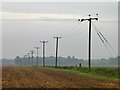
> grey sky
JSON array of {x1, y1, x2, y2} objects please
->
[{"x1": 1, "y1": 2, "x2": 118, "y2": 59}]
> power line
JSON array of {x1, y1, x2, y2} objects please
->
[
  {"x1": 93, "y1": 25, "x2": 113, "y2": 56},
  {"x1": 54, "y1": 36, "x2": 61, "y2": 67},
  {"x1": 60, "y1": 22, "x2": 88, "y2": 41},
  {"x1": 40, "y1": 40, "x2": 48, "y2": 67},
  {"x1": 34, "y1": 19, "x2": 78, "y2": 21},
  {"x1": 92, "y1": 22, "x2": 117, "y2": 55},
  {"x1": 69, "y1": 24, "x2": 88, "y2": 40},
  {"x1": 61, "y1": 23, "x2": 80, "y2": 37}
]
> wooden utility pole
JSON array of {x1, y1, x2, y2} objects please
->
[
  {"x1": 40, "y1": 40, "x2": 48, "y2": 67},
  {"x1": 27, "y1": 53, "x2": 30, "y2": 66},
  {"x1": 34, "y1": 47, "x2": 40, "y2": 67},
  {"x1": 54, "y1": 36, "x2": 61, "y2": 67},
  {"x1": 23, "y1": 55, "x2": 27, "y2": 67},
  {"x1": 79, "y1": 14, "x2": 98, "y2": 72},
  {"x1": 30, "y1": 50, "x2": 34, "y2": 66}
]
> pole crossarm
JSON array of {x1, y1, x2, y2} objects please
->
[
  {"x1": 54, "y1": 36, "x2": 61, "y2": 39},
  {"x1": 34, "y1": 47, "x2": 40, "y2": 49},
  {"x1": 81, "y1": 18, "x2": 98, "y2": 22},
  {"x1": 40, "y1": 40, "x2": 48, "y2": 43}
]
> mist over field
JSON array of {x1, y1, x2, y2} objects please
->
[{"x1": 1, "y1": 56, "x2": 119, "y2": 67}]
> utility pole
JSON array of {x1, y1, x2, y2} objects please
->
[
  {"x1": 23, "y1": 55, "x2": 27, "y2": 67},
  {"x1": 30, "y1": 50, "x2": 34, "y2": 66},
  {"x1": 40, "y1": 40, "x2": 48, "y2": 67},
  {"x1": 79, "y1": 14, "x2": 98, "y2": 72},
  {"x1": 34, "y1": 47, "x2": 40, "y2": 67},
  {"x1": 27, "y1": 53, "x2": 30, "y2": 66},
  {"x1": 22, "y1": 56, "x2": 25, "y2": 67},
  {"x1": 54, "y1": 36, "x2": 61, "y2": 67}
]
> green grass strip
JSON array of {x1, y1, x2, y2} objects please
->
[{"x1": 43, "y1": 66, "x2": 118, "y2": 81}]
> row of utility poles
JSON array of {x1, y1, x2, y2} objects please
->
[
  {"x1": 21, "y1": 14, "x2": 98, "y2": 72},
  {"x1": 22, "y1": 36, "x2": 61, "y2": 67}
]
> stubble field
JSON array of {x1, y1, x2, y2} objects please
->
[{"x1": 2, "y1": 66, "x2": 119, "y2": 89}]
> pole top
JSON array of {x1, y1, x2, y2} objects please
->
[
  {"x1": 34, "y1": 47, "x2": 40, "y2": 49},
  {"x1": 40, "y1": 40, "x2": 48, "y2": 43},
  {"x1": 54, "y1": 36, "x2": 61, "y2": 38},
  {"x1": 30, "y1": 50, "x2": 34, "y2": 53}
]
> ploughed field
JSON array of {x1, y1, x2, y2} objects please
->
[{"x1": 2, "y1": 66, "x2": 119, "y2": 88}]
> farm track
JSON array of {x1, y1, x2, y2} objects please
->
[{"x1": 2, "y1": 66, "x2": 119, "y2": 88}]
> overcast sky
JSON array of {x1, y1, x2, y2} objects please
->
[{"x1": 1, "y1": 2, "x2": 118, "y2": 59}]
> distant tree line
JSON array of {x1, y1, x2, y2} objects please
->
[{"x1": 13, "y1": 56, "x2": 119, "y2": 67}]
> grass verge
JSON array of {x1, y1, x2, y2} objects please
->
[{"x1": 43, "y1": 66, "x2": 118, "y2": 81}]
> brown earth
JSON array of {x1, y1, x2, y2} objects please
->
[{"x1": 2, "y1": 66, "x2": 119, "y2": 88}]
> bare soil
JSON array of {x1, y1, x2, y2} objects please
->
[{"x1": 2, "y1": 66, "x2": 119, "y2": 88}]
